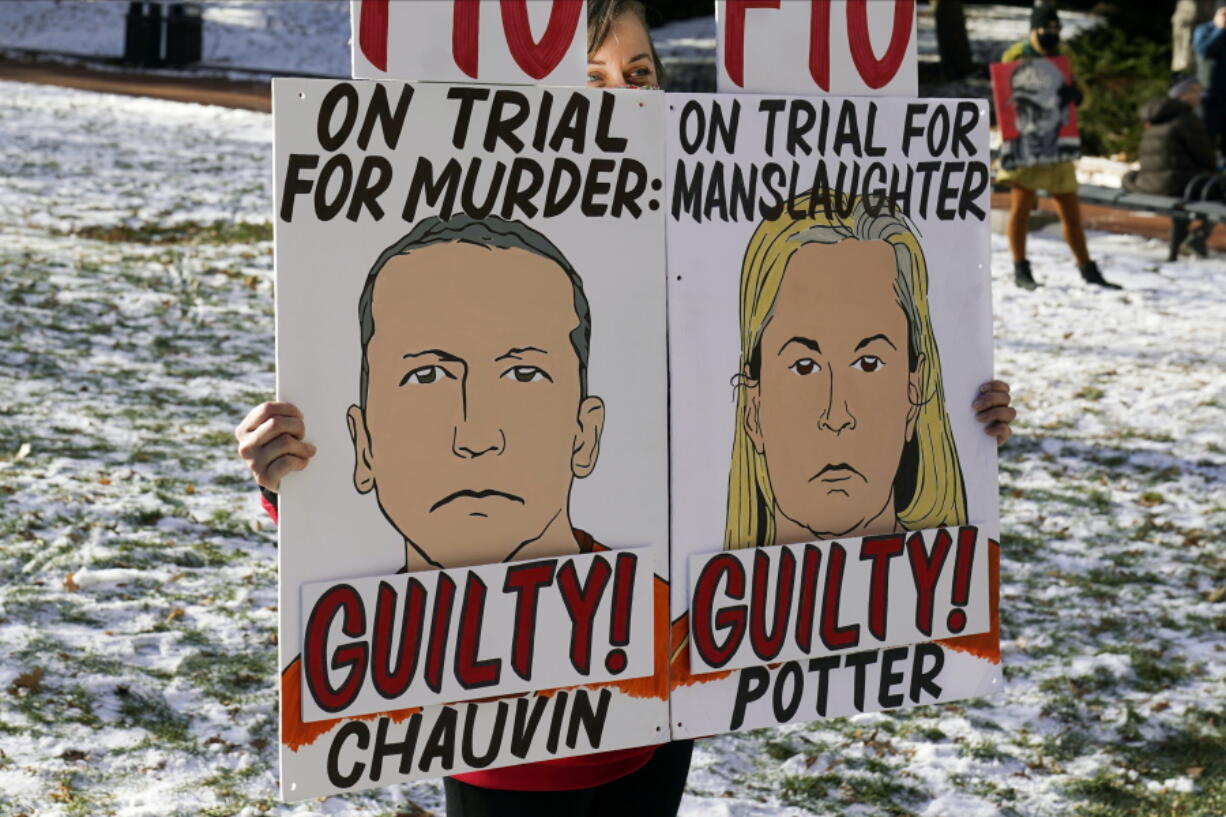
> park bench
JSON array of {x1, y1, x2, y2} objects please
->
[{"x1": 1078, "y1": 173, "x2": 1226, "y2": 259}]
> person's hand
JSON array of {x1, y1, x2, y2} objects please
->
[
  {"x1": 973, "y1": 380, "x2": 1016, "y2": 446},
  {"x1": 1215, "y1": 7, "x2": 1226, "y2": 28},
  {"x1": 235, "y1": 402, "x2": 316, "y2": 492},
  {"x1": 1058, "y1": 81, "x2": 1084, "y2": 108}
]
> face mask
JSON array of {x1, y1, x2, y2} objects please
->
[{"x1": 1038, "y1": 32, "x2": 1060, "y2": 51}]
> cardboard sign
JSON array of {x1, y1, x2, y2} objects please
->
[
  {"x1": 664, "y1": 92, "x2": 1001, "y2": 739},
  {"x1": 715, "y1": 0, "x2": 918, "y2": 96},
  {"x1": 351, "y1": 0, "x2": 586, "y2": 85},
  {"x1": 273, "y1": 78, "x2": 669, "y2": 800},
  {"x1": 299, "y1": 549, "x2": 654, "y2": 721},
  {"x1": 991, "y1": 56, "x2": 1080, "y2": 171}
]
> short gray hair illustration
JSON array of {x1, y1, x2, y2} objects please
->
[{"x1": 356, "y1": 214, "x2": 592, "y2": 407}]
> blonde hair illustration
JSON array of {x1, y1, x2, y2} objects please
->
[{"x1": 724, "y1": 191, "x2": 967, "y2": 550}]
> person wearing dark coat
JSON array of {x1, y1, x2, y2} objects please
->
[
  {"x1": 1193, "y1": 1, "x2": 1226, "y2": 155},
  {"x1": 1124, "y1": 76, "x2": 1220, "y2": 259}
]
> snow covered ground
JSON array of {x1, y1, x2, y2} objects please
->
[
  {"x1": 1, "y1": 79, "x2": 1224, "y2": 817},
  {"x1": 0, "y1": 1, "x2": 1100, "y2": 78}
]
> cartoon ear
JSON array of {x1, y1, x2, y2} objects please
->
[
  {"x1": 743, "y1": 381, "x2": 765, "y2": 455},
  {"x1": 572, "y1": 395, "x2": 605, "y2": 479},
  {"x1": 905, "y1": 353, "x2": 928, "y2": 442},
  {"x1": 347, "y1": 405, "x2": 376, "y2": 494}
]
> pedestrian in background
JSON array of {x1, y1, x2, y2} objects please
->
[
  {"x1": 997, "y1": 3, "x2": 1120, "y2": 290},
  {"x1": 1173, "y1": 0, "x2": 1215, "y2": 77},
  {"x1": 1193, "y1": 1, "x2": 1226, "y2": 159},
  {"x1": 1123, "y1": 76, "x2": 1218, "y2": 259}
]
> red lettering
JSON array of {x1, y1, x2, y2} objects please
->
[
  {"x1": 357, "y1": 0, "x2": 389, "y2": 72},
  {"x1": 947, "y1": 526, "x2": 978, "y2": 633},
  {"x1": 502, "y1": 560, "x2": 556, "y2": 681},
  {"x1": 454, "y1": 574, "x2": 501, "y2": 689},
  {"x1": 748, "y1": 548, "x2": 795, "y2": 662},
  {"x1": 723, "y1": 0, "x2": 780, "y2": 88},
  {"x1": 500, "y1": 0, "x2": 583, "y2": 80},
  {"x1": 423, "y1": 572, "x2": 456, "y2": 693},
  {"x1": 808, "y1": 0, "x2": 831, "y2": 90},
  {"x1": 819, "y1": 543, "x2": 860, "y2": 650},
  {"x1": 847, "y1": 0, "x2": 914, "y2": 89},
  {"x1": 691, "y1": 553, "x2": 747, "y2": 669},
  {"x1": 453, "y1": 0, "x2": 480, "y2": 78},
  {"x1": 907, "y1": 528, "x2": 952, "y2": 636},
  {"x1": 370, "y1": 579, "x2": 426, "y2": 699},
  {"x1": 557, "y1": 556, "x2": 613, "y2": 674},
  {"x1": 794, "y1": 544, "x2": 822, "y2": 652},
  {"x1": 303, "y1": 583, "x2": 368, "y2": 713},
  {"x1": 860, "y1": 533, "x2": 905, "y2": 642},
  {"x1": 604, "y1": 553, "x2": 637, "y2": 674}
]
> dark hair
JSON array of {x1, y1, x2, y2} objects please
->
[
  {"x1": 587, "y1": 0, "x2": 667, "y2": 88},
  {"x1": 357, "y1": 215, "x2": 592, "y2": 407}
]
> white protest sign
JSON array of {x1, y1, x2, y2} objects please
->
[
  {"x1": 273, "y1": 78, "x2": 669, "y2": 799},
  {"x1": 687, "y1": 527, "x2": 992, "y2": 674},
  {"x1": 715, "y1": 0, "x2": 918, "y2": 96},
  {"x1": 664, "y1": 91, "x2": 1000, "y2": 739},
  {"x1": 299, "y1": 549, "x2": 654, "y2": 721},
  {"x1": 351, "y1": 0, "x2": 586, "y2": 85}
]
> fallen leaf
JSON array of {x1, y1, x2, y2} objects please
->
[
  {"x1": 1207, "y1": 587, "x2": 1226, "y2": 604},
  {"x1": 1187, "y1": 766, "x2": 1205, "y2": 779},
  {"x1": 165, "y1": 607, "x2": 185, "y2": 623},
  {"x1": 1150, "y1": 700, "x2": 1170, "y2": 712},
  {"x1": 164, "y1": 572, "x2": 186, "y2": 585},
  {"x1": 63, "y1": 573, "x2": 80, "y2": 592},
  {"x1": 11, "y1": 667, "x2": 42, "y2": 693},
  {"x1": 59, "y1": 749, "x2": 88, "y2": 762},
  {"x1": 98, "y1": 477, "x2": 111, "y2": 486},
  {"x1": 185, "y1": 484, "x2": 195, "y2": 495},
  {"x1": 1011, "y1": 488, "x2": 1024, "y2": 499}
]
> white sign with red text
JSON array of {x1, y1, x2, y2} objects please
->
[
  {"x1": 715, "y1": 0, "x2": 918, "y2": 96},
  {"x1": 351, "y1": 0, "x2": 586, "y2": 85}
]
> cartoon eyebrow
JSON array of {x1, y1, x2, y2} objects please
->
[
  {"x1": 778, "y1": 336, "x2": 821, "y2": 356},
  {"x1": 494, "y1": 346, "x2": 548, "y2": 362},
  {"x1": 403, "y1": 349, "x2": 463, "y2": 362},
  {"x1": 854, "y1": 334, "x2": 898, "y2": 352}
]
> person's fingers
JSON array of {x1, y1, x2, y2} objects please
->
[
  {"x1": 972, "y1": 390, "x2": 1012, "y2": 413},
  {"x1": 236, "y1": 401, "x2": 303, "y2": 439},
  {"x1": 251, "y1": 433, "x2": 316, "y2": 477},
  {"x1": 261, "y1": 454, "x2": 310, "y2": 492},
  {"x1": 986, "y1": 420, "x2": 1013, "y2": 446},
  {"x1": 977, "y1": 405, "x2": 1017, "y2": 426},
  {"x1": 978, "y1": 380, "x2": 1011, "y2": 395},
  {"x1": 237, "y1": 414, "x2": 308, "y2": 463}
]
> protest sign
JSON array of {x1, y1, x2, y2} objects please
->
[
  {"x1": 272, "y1": 78, "x2": 669, "y2": 799},
  {"x1": 991, "y1": 56, "x2": 1081, "y2": 171},
  {"x1": 715, "y1": 0, "x2": 918, "y2": 96},
  {"x1": 664, "y1": 93, "x2": 1001, "y2": 739},
  {"x1": 352, "y1": 0, "x2": 586, "y2": 85}
]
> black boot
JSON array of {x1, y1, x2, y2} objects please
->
[
  {"x1": 1013, "y1": 259, "x2": 1039, "y2": 290},
  {"x1": 1079, "y1": 260, "x2": 1121, "y2": 290},
  {"x1": 1184, "y1": 221, "x2": 1211, "y2": 258}
]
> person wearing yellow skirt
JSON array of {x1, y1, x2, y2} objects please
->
[{"x1": 999, "y1": 4, "x2": 1121, "y2": 290}]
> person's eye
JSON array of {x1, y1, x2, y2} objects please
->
[
  {"x1": 852, "y1": 355, "x2": 884, "y2": 373},
  {"x1": 401, "y1": 365, "x2": 454, "y2": 386},
  {"x1": 586, "y1": 69, "x2": 605, "y2": 87},
  {"x1": 503, "y1": 366, "x2": 552, "y2": 383},
  {"x1": 628, "y1": 67, "x2": 654, "y2": 86},
  {"x1": 789, "y1": 358, "x2": 821, "y2": 376}
]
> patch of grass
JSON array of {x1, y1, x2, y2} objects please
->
[
  {"x1": 177, "y1": 648, "x2": 274, "y2": 703},
  {"x1": 118, "y1": 689, "x2": 191, "y2": 745},
  {"x1": 67, "y1": 221, "x2": 273, "y2": 246}
]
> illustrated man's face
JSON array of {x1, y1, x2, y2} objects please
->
[
  {"x1": 1012, "y1": 68, "x2": 1064, "y2": 158},
  {"x1": 348, "y1": 242, "x2": 603, "y2": 569},
  {"x1": 744, "y1": 240, "x2": 924, "y2": 542}
]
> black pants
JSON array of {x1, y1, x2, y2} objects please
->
[{"x1": 443, "y1": 739, "x2": 694, "y2": 817}]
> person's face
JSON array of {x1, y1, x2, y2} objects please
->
[
  {"x1": 1181, "y1": 83, "x2": 1204, "y2": 110},
  {"x1": 348, "y1": 243, "x2": 603, "y2": 568},
  {"x1": 587, "y1": 10, "x2": 659, "y2": 88},
  {"x1": 743, "y1": 240, "x2": 924, "y2": 542}
]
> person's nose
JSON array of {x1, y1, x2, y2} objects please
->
[
  {"x1": 452, "y1": 377, "x2": 505, "y2": 458},
  {"x1": 818, "y1": 366, "x2": 856, "y2": 434}
]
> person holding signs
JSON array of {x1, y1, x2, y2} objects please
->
[{"x1": 997, "y1": 3, "x2": 1119, "y2": 290}]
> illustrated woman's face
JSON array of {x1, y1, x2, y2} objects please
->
[{"x1": 744, "y1": 239, "x2": 924, "y2": 543}]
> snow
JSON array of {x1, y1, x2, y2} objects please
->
[{"x1": 0, "y1": 4, "x2": 1223, "y2": 815}]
